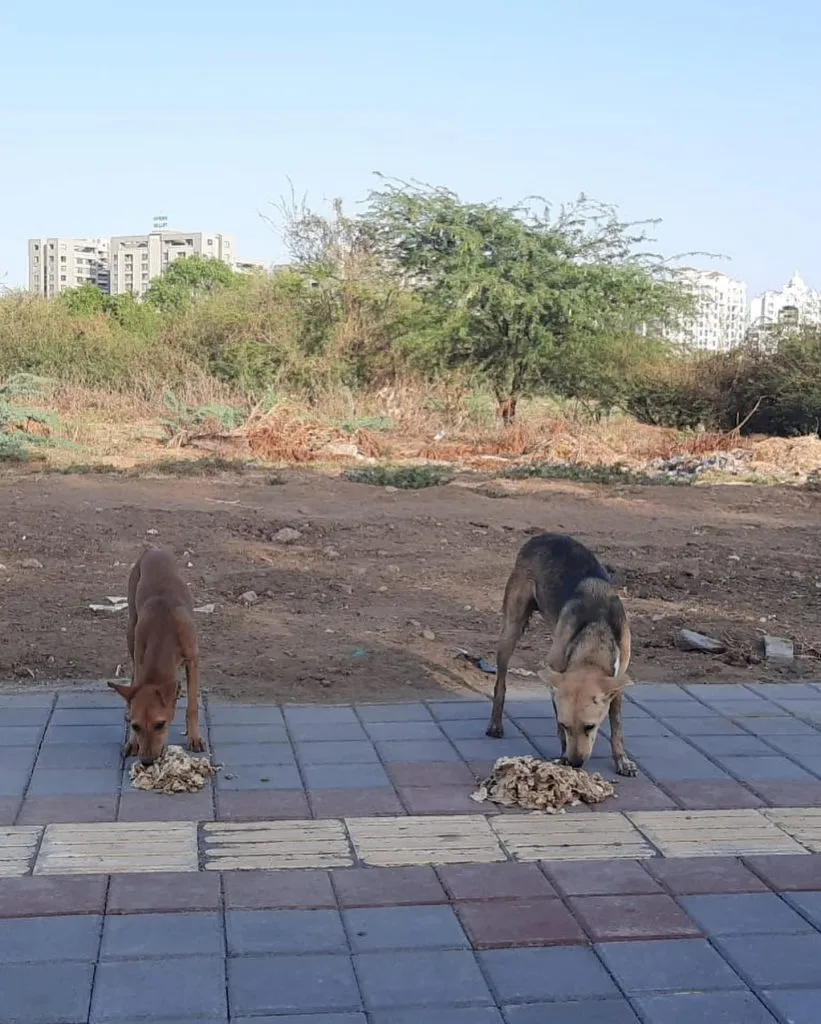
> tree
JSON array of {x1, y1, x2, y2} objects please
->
[
  {"x1": 144, "y1": 254, "x2": 246, "y2": 313},
  {"x1": 364, "y1": 180, "x2": 694, "y2": 420}
]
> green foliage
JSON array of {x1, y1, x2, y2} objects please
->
[
  {"x1": 344, "y1": 464, "x2": 453, "y2": 488},
  {"x1": 364, "y1": 181, "x2": 692, "y2": 408},
  {"x1": 158, "y1": 392, "x2": 242, "y2": 438},
  {"x1": 0, "y1": 374, "x2": 60, "y2": 461},
  {"x1": 144, "y1": 255, "x2": 247, "y2": 314},
  {"x1": 500, "y1": 461, "x2": 681, "y2": 486}
]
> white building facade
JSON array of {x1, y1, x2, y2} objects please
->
[
  {"x1": 109, "y1": 231, "x2": 235, "y2": 297},
  {"x1": 671, "y1": 269, "x2": 749, "y2": 352},
  {"x1": 28, "y1": 238, "x2": 110, "y2": 297},
  {"x1": 749, "y1": 272, "x2": 821, "y2": 328}
]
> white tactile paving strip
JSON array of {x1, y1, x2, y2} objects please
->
[
  {"x1": 628, "y1": 809, "x2": 806, "y2": 858},
  {"x1": 492, "y1": 812, "x2": 655, "y2": 861},
  {"x1": 34, "y1": 822, "x2": 199, "y2": 875},
  {"x1": 0, "y1": 827, "x2": 42, "y2": 876},
  {"x1": 346, "y1": 814, "x2": 506, "y2": 866},
  {"x1": 203, "y1": 820, "x2": 353, "y2": 870},
  {"x1": 763, "y1": 808, "x2": 821, "y2": 854},
  {"x1": 8, "y1": 808, "x2": 821, "y2": 876}
]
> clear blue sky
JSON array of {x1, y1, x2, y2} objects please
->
[{"x1": 3, "y1": 0, "x2": 818, "y2": 295}]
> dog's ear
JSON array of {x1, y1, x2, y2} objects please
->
[
  {"x1": 107, "y1": 681, "x2": 133, "y2": 702},
  {"x1": 605, "y1": 674, "x2": 634, "y2": 698},
  {"x1": 537, "y1": 665, "x2": 564, "y2": 691}
]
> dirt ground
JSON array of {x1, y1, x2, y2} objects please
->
[{"x1": 0, "y1": 469, "x2": 819, "y2": 703}]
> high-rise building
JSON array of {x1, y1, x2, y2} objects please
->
[
  {"x1": 109, "y1": 231, "x2": 235, "y2": 296},
  {"x1": 669, "y1": 269, "x2": 748, "y2": 351},
  {"x1": 749, "y1": 272, "x2": 821, "y2": 328},
  {"x1": 27, "y1": 238, "x2": 110, "y2": 297}
]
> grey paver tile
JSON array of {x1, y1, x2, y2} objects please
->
[
  {"x1": 439, "y1": 862, "x2": 556, "y2": 901},
  {"x1": 0, "y1": 914, "x2": 101, "y2": 962},
  {"x1": 371, "y1": 1010, "x2": 503, "y2": 1024},
  {"x1": 100, "y1": 911, "x2": 223, "y2": 958},
  {"x1": 717, "y1": 756, "x2": 814, "y2": 781},
  {"x1": 209, "y1": 742, "x2": 296, "y2": 767},
  {"x1": 633, "y1": 991, "x2": 777, "y2": 1023},
  {"x1": 374, "y1": 740, "x2": 461, "y2": 764},
  {"x1": 0, "y1": 769, "x2": 33, "y2": 797},
  {"x1": 762, "y1": 989, "x2": 821, "y2": 1024},
  {"x1": 427, "y1": 701, "x2": 490, "y2": 720},
  {"x1": 452, "y1": 738, "x2": 539, "y2": 761},
  {"x1": 363, "y1": 721, "x2": 446, "y2": 741},
  {"x1": 303, "y1": 763, "x2": 391, "y2": 790},
  {"x1": 288, "y1": 723, "x2": 370, "y2": 742},
  {"x1": 207, "y1": 704, "x2": 285, "y2": 725},
  {"x1": 226, "y1": 909, "x2": 348, "y2": 955},
  {"x1": 107, "y1": 872, "x2": 221, "y2": 913},
  {"x1": 681, "y1": 893, "x2": 813, "y2": 935},
  {"x1": 542, "y1": 859, "x2": 659, "y2": 896},
  {"x1": 309, "y1": 788, "x2": 404, "y2": 817},
  {"x1": 28, "y1": 768, "x2": 121, "y2": 795},
  {"x1": 215, "y1": 764, "x2": 302, "y2": 790},
  {"x1": 0, "y1": 874, "x2": 107, "y2": 916},
  {"x1": 596, "y1": 938, "x2": 745, "y2": 994},
  {"x1": 716, "y1": 933, "x2": 821, "y2": 987},
  {"x1": 209, "y1": 724, "x2": 289, "y2": 744},
  {"x1": 744, "y1": 854, "x2": 821, "y2": 891},
  {"x1": 285, "y1": 706, "x2": 359, "y2": 725},
  {"x1": 0, "y1": 693, "x2": 54, "y2": 708},
  {"x1": 228, "y1": 954, "x2": 361, "y2": 1016},
  {"x1": 296, "y1": 741, "x2": 380, "y2": 765},
  {"x1": 0, "y1": 962, "x2": 93, "y2": 1023},
  {"x1": 782, "y1": 890, "x2": 821, "y2": 929},
  {"x1": 43, "y1": 725, "x2": 124, "y2": 745},
  {"x1": 91, "y1": 956, "x2": 227, "y2": 1021},
  {"x1": 343, "y1": 904, "x2": 468, "y2": 951},
  {"x1": 49, "y1": 709, "x2": 124, "y2": 726},
  {"x1": 0, "y1": 727, "x2": 46, "y2": 746},
  {"x1": 34, "y1": 743, "x2": 122, "y2": 769},
  {"x1": 0, "y1": 709, "x2": 50, "y2": 726},
  {"x1": 224, "y1": 869, "x2": 335, "y2": 910},
  {"x1": 689, "y1": 736, "x2": 777, "y2": 757},
  {"x1": 333, "y1": 866, "x2": 446, "y2": 908},
  {"x1": 503, "y1": 1001, "x2": 639, "y2": 1023},
  {"x1": 569, "y1": 894, "x2": 701, "y2": 941},
  {"x1": 479, "y1": 946, "x2": 618, "y2": 1003},
  {"x1": 233, "y1": 1016, "x2": 364, "y2": 1024},
  {"x1": 215, "y1": 790, "x2": 310, "y2": 820},
  {"x1": 356, "y1": 703, "x2": 434, "y2": 723},
  {"x1": 355, "y1": 949, "x2": 492, "y2": 1008}
]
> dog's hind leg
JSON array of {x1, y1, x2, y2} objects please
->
[
  {"x1": 609, "y1": 691, "x2": 636, "y2": 777},
  {"x1": 487, "y1": 568, "x2": 535, "y2": 738}
]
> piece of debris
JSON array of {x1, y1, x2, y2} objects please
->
[
  {"x1": 194, "y1": 603, "x2": 216, "y2": 615},
  {"x1": 325, "y1": 441, "x2": 360, "y2": 458},
  {"x1": 90, "y1": 596, "x2": 129, "y2": 613},
  {"x1": 323, "y1": 546, "x2": 341, "y2": 559},
  {"x1": 20, "y1": 558, "x2": 43, "y2": 569},
  {"x1": 129, "y1": 745, "x2": 220, "y2": 794},
  {"x1": 238, "y1": 590, "x2": 258, "y2": 607},
  {"x1": 274, "y1": 527, "x2": 302, "y2": 544},
  {"x1": 677, "y1": 629, "x2": 727, "y2": 654},
  {"x1": 422, "y1": 627, "x2": 436, "y2": 641},
  {"x1": 763, "y1": 635, "x2": 795, "y2": 665},
  {"x1": 472, "y1": 756, "x2": 615, "y2": 812},
  {"x1": 146, "y1": 528, "x2": 159, "y2": 536},
  {"x1": 384, "y1": 485, "x2": 398, "y2": 494}
]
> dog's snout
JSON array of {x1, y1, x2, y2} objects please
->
[
  {"x1": 567, "y1": 756, "x2": 585, "y2": 769},
  {"x1": 139, "y1": 756, "x2": 156, "y2": 767}
]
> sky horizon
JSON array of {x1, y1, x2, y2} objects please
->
[{"x1": 3, "y1": 0, "x2": 819, "y2": 297}]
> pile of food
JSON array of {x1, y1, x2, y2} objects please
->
[
  {"x1": 129, "y1": 745, "x2": 220, "y2": 794},
  {"x1": 472, "y1": 755, "x2": 616, "y2": 812}
]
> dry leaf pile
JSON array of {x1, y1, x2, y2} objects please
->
[
  {"x1": 472, "y1": 755, "x2": 615, "y2": 812},
  {"x1": 129, "y1": 745, "x2": 220, "y2": 794}
]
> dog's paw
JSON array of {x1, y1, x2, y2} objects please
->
[
  {"x1": 187, "y1": 734, "x2": 207, "y2": 753},
  {"x1": 616, "y1": 756, "x2": 637, "y2": 777},
  {"x1": 485, "y1": 723, "x2": 504, "y2": 739}
]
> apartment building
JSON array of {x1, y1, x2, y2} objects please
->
[
  {"x1": 749, "y1": 272, "x2": 821, "y2": 328},
  {"x1": 109, "y1": 231, "x2": 235, "y2": 296},
  {"x1": 670, "y1": 269, "x2": 748, "y2": 351},
  {"x1": 28, "y1": 238, "x2": 110, "y2": 297}
]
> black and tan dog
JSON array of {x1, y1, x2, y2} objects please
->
[{"x1": 486, "y1": 532, "x2": 636, "y2": 777}]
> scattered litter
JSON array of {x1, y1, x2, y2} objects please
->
[
  {"x1": 129, "y1": 745, "x2": 220, "y2": 794},
  {"x1": 20, "y1": 558, "x2": 43, "y2": 569},
  {"x1": 677, "y1": 629, "x2": 726, "y2": 654},
  {"x1": 763, "y1": 635, "x2": 795, "y2": 665},
  {"x1": 194, "y1": 603, "x2": 216, "y2": 614},
  {"x1": 472, "y1": 755, "x2": 616, "y2": 812},
  {"x1": 351, "y1": 647, "x2": 367, "y2": 658},
  {"x1": 146, "y1": 529, "x2": 159, "y2": 536},
  {"x1": 90, "y1": 596, "x2": 128, "y2": 613},
  {"x1": 646, "y1": 451, "x2": 752, "y2": 480},
  {"x1": 453, "y1": 648, "x2": 497, "y2": 675},
  {"x1": 204, "y1": 498, "x2": 241, "y2": 505},
  {"x1": 274, "y1": 527, "x2": 302, "y2": 544},
  {"x1": 238, "y1": 590, "x2": 258, "y2": 607}
]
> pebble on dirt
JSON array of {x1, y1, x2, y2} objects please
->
[
  {"x1": 238, "y1": 591, "x2": 258, "y2": 607},
  {"x1": 274, "y1": 527, "x2": 302, "y2": 544},
  {"x1": 19, "y1": 558, "x2": 43, "y2": 569},
  {"x1": 763, "y1": 635, "x2": 795, "y2": 665},
  {"x1": 677, "y1": 629, "x2": 727, "y2": 654}
]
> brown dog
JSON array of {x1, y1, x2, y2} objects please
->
[
  {"x1": 108, "y1": 547, "x2": 205, "y2": 764},
  {"x1": 486, "y1": 533, "x2": 636, "y2": 776}
]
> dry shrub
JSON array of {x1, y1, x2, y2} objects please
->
[{"x1": 244, "y1": 405, "x2": 384, "y2": 463}]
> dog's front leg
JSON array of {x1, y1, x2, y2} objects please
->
[
  {"x1": 609, "y1": 692, "x2": 636, "y2": 776},
  {"x1": 183, "y1": 655, "x2": 206, "y2": 752}
]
